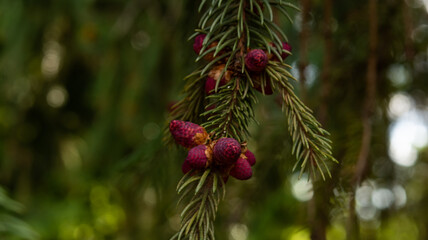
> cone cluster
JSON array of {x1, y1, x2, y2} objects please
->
[
  {"x1": 193, "y1": 34, "x2": 292, "y2": 96},
  {"x1": 170, "y1": 120, "x2": 256, "y2": 181}
]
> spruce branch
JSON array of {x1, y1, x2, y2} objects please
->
[
  {"x1": 171, "y1": 170, "x2": 225, "y2": 240},
  {"x1": 170, "y1": 70, "x2": 208, "y2": 123},
  {"x1": 168, "y1": 1, "x2": 336, "y2": 239},
  {"x1": 201, "y1": 78, "x2": 257, "y2": 142},
  {"x1": 267, "y1": 61, "x2": 337, "y2": 180}
]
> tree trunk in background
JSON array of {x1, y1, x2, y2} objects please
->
[
  {"x1": 347, "y1": 0, "x2": 378, "y2": 239},
  {"x1": 402, "y1": 0, "x2": 414, "y2": 62},
  {"x1": 298, "y1": 0, "x2": 311, "y2": 102},
  {"x1": 319, "y1": 0, "x2": 333, "y2": 126},
  {"x1": 309, "y1": 0, "x2": 334, "y2": 239}
]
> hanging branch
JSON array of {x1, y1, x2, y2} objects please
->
[
  {"x1": 168, "y1": 0, "x2": 336, "y2": 239},
  {"x1": 267, "y1": 61, "x2": 337, "y2": 180},
  {"x1": 171, "y1": 169, "x2": 225, "y2": 240}
]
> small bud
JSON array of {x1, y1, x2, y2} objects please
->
[
  {"x1": 213, "y1": 138, "x2": 241, "y2": 165},
  {"x1": 193, "y1": 34, "x2": 206, "y2": 55},
  {"x1": 230, "y1": 157, "x2": 253, "y2": 180},
  {"x1": 169, "y1": 120, "x2": 209, "y2": 148},
  {"x1": 281, "y1": 42, "x2": 292, "y2": 59},
  {"x1": 244, "y1": 150, "x2": 256, "y2": 166},
  {"x1": 245, "y1": 49, "x2": 268, "y2": 72},
  {"x1": 252, "y1": 75, "x2": 273, "y2": 95},
  {"x1": 182, "y1": 160, "x2": 192, "y2": 174},
  {"x1": 186, "y1": 145, "x2": 211, "y2": 169}
]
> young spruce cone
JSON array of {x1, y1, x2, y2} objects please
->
[
  {"x1": 245, "y1": 49, "x2": 268, "y2": 72},
  {"x1": 230, "y1": 156, "x2": 253, "y2": 180},
  {"x1": 169, "y1": 120, "x2": 209, "y2": 148},
  {"x1": 213, "y1": 138, "x2": 241, "y2": 165},
  {"x1": 186, "y1": 144, "x2": 212, "y2": 169},
  {"x1": 244, "y1": 150, "x2": 256, "y2": 166}
]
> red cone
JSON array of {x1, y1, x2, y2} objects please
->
[
  {"x1": 186, "y1": 145, "x2": 211, "y2": 169},
  {"x1": 193, "y1": 34, "x2": 206, "y2": 55},
  {"x1": 281, "y1": 42, "x2": 292, "y2": 60},
  {"x1": 245, "y1": 49, "x2": 268, "y2": 72},
  {"x1": 230, "y1": 157, "x2": 253, "y2": 180},
  {"x1": 245, "y1": 150, "x2": 256, "y2": 166},
  {"x1": 213, "y1": 138, "x2": 241, "y2": 165},
  {"x1": 182, "y1": 160, "x2": 192, "y2": 174},
  {"x1": 169, "y1": 120, "x2": 209, "y2": 148}
]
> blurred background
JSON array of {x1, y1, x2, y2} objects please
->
[{"x1": 0, "y1": 0, "x2": 428, "y2": 239}]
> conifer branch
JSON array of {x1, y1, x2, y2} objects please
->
[
  {"x1": 169, "y1": 1, "x2": 336, "y2": 239},
  {"x1": 172, "y1": 170, "x2": 225, "y2": 240},
  {"x1": 267, "y1": 61, "x2": 338, "y2": 179},
  {"x1": 201, "y1": 79, "x2": 257, "y2": 142}
]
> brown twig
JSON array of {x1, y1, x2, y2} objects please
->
[{"x1": 348, "y1": 0, "x2": 378, "y2": 239}]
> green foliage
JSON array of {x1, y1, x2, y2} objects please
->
[
  {"x1": 171, "y1": 0, "x2": 335, "y2": 179},
  {"x1": 267, "y1": 61, "x2": 337, "y2": 179},
  {"x1": 1, "y1": 0, "x2": 428, "y2": 239},
  {"x1": 0, "y1": 188, "x2": 39, "y2": 240},
  {"x1": 202, "y1": 79, "x2": 257, "y2": 142},
  {"x1": 172, "y1": 170, "x2": 225, "y2": 240},
  {"x1": 170, "y1": 0, "x2": 337, "y2": 238}
]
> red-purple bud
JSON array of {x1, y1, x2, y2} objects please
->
[
  {"x1": 245, "y1": 49, "x2": 268, "y2": 72},
  {"x1": 213, "y1": 138, "x2": 241, "y2": 165},
  {"x1": 205, "y1": 77, "x2": 228, "y2": 95},
  {"x1": 169, "y1": 120, "x2": 209, "y2": 148},
  {"x1": 230, "y1": 157, "x2": 253, "y2": 180},
  {"x1": 186, "y1": 145, "x2": 210, "y2": 169},
  {"x1": 182, "y1": 160, "x2": 192, "y2": 174},
  {"x1": 281, "y1": 42, "x2": 292, "y2": 59},
  {"x1": 254, "y1": 80, "x2": 273, "y2": 95},
  {"x1": 193, "y1": 34, "x2": 206, "y2": 55},
  {"x1": 245, "y1": 150, "x2": 256, "y2": 166}
]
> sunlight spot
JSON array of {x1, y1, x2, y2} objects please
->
[
  {"x1": 371, "y1": 188, "x2": 395, "y2": 209},
  {"x1": 387, "y1": 65, "x2": 410, "y2": 87},
  {"x1": 393, "y1": 185, "x2": 407, "y2": 208},
  {"x1": 356, "y1": 205, "x2": 377, "y2": 221},
  {"x1": 422, "y1": 0, "x2": 428, "y2": 12},
  {"x1": 41, "y1": 41, "x2": 62, "y2": 78},
  {"x1": 291, "y1": 174, "x2": 313, "y2": 202},
  {"x1": 289, "y1": 228, "x2": 310, "y2": 240},
  {"x1": 389, "y1": 110, "x2": 428, "y2": 167},
  {"x1": 290, "y1": 62, "x2": 317, "y2": 87},
  {"x1": 388, "y1": 93, "x2": 413, "y2": 119},
  {"x1": 229, "y1": 224, "x2": 248, "y2": 240},
  {"x1": 46, "y1": 85, "x2": 68, "y2": 108},
  {"x1": 356, "y1": 185, "x2": 373, "y2": 207},
  {"x1": 61, "y1": 139, "x2": 82, "y2": 170}
]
